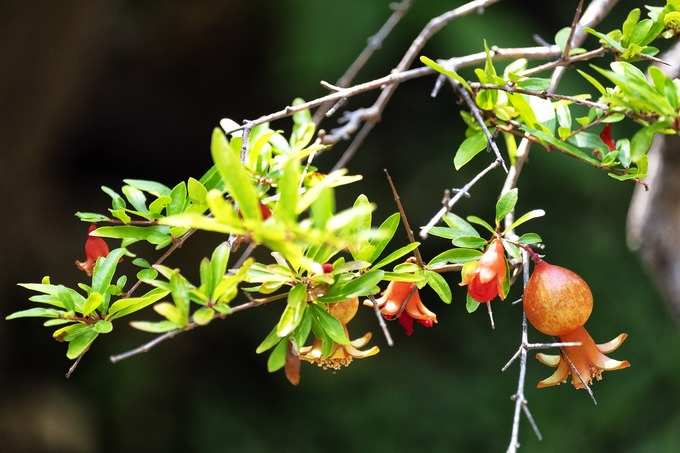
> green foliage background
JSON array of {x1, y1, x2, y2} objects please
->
[{"x1": 1, "y1": 0, "x2": 679, "y2": 451}]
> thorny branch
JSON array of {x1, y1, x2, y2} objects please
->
[
  {"x1": 329, "y1": 0, "x2": 504, "y2": 169},
  {"x1": 313, "y1": 0, "x2": 413, "y2": 124},
  {"x1": 503, "y1": 2, "x2": 617, "y2": 452},
  {"x1": 109, "y1": 293, "x2": 288, "y2": 363}
]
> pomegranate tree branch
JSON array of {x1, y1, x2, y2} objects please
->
[
  {"x1": 327, "y1": 0, "x2": 504, "y2": 167},
  {"x1": 313, "y1": 0, "x2": 413, "y2": 124},
  {"x1": 502, "y1": 2, "x2": 618, "y2": 451},
  {"x1": 109, "y1": 293, "x2": 288, "y2": 364}
]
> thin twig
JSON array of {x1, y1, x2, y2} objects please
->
[
  {"x1": 506, "y1": 250, "x2": 533, "y2": 453},
  {"x1": 313, "y1": 0, "x2": 413, "y2": 123},
  {"x1": 384, "y1": 169, "x2": 425, "y2": 267},
  {"x1": 123, "y1": 229, "x2": 197, "y2": 299},
  {"x1": 223, "y1": 45, "x2": 562, "y2": 138},
  {"x1": 470, "y1": 83, "x2": 608, "y2": 111},
  {"x1": 486, "y1": 301, "x2": 495, "y2": 330},
  {"x1": 65, "y1": 350, "x2": 87, "y2": 379},
  {"x1": 109, "y1": 293, "x2": 288, "y2": 363},
  {"x1": 420, "y1": 159, "x2": 500, "y2": 238},
  {"x1": 369, "y1": 295, "x2": 394, "y2": 346},
  {"x1": 450, "y1": 80, "x2": 509, "y2": 172},
  {"x1": 503, "y1": 2, "x2": 617, "y2": 451}
]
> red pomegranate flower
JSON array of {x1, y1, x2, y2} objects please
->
[
  {"x1": 373, "y1": 281, "x2": 437, "y2": 336},
  {"x1": 524, "y1": 260, "x2": 630, "y2": 389},
  {"x1": 599, "y1": 124, "x2": 616, "y2": 151},
  {"x1": 460, "y1": 239, "x2": 507, "y2": 303},
  {"x1": 75, "y1": 224, "x2": 110, "y2": 276}
]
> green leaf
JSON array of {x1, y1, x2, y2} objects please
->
[
  {"x1": 167, "y1": 182, "x2": 188, "y2": 215},
  {"x1": 452, "y1": 236, "x2": 487, "y2": 249},
  {"x1": 160, "y1": 213, "x2": 241, "y2": 235},
  {"x1": 122, "y1": 185, "x2": 148, "y2": 214},
  {"x1": 66, "y1": 328, "x2": 98, "y2": 359},
  {"x1": 91, "y1": 248, "x2": 126, "y2": 297},
  {"x1": 93, "y1": 320, "x2": 113, "y2": 334},
  {"x1": 276, "y1": 284, "x2": 307, "y2": 337},
  {"x1": 371, "y1": 243, "x2": 420, "y2": 270},
  {"x1": 187, "y1": 177, "x2": 208, "y2": 204},
  {"x1": 209, "y1": 242, "x2": 230, "y2": 298},
  {"x1": 420, "y1": 56, "x2": 471, "y2": 91},
  {"x1": 75, "y1": 212, "x2": 110, "y2": 222},
  {"x1": 311, "y1": 305, "x2": 349, "y2": 345},
  {"x1": 454, "y1": 131, "x2": 488, "y2": 170},
  {"x1": 442, "y1": 213, "x2": 479, "y2": 238},
  {"x1": 324, "y1": 269, "x2": 385, "y2": 302},
  {"x1": 256, "y1": 326, "x2": 282, "y2": 354},
  {"x1": 311, "y1": 187, "x2": 334, "y2": 229},
  {"x1": 426, "y1": 271, "x2": 452, "y2": 304},
  {"x1": 275, "y1": 157, "x2": 300, "y2": 224},
  {"x1": 6, "y1": 307, "x2": 64, "y2": 320},
  {"x1": 510, "y1": 209, "x2": 546, "y2": 230},
  {"x1": 130, "y1": 320, "x2": 178, "y2": 333},
  {"x1": 363, "y1": 212, "x2": 400, "y2": 263},
  {"x1": 495, "y1": 189, "x2": 518, "y2": 223},
  {"x1": 193, "y1": 307, "x2": 215, "y2": 326},
  {"x1": 101, "y1": 186, "x2": 126, "y2": 210},
  {"x1": 554, "y1": 26, "x2": 572, "y2": 51},
  {"x1": 210, "y1": 128, "x2": 261, "y2": 221},
  {"x1": 81, "y1": 292, "x2": 103, "y2": 316},
  {"x1": 428, "y1": 248, "x2": 482, "y2": 266},
  {"x1": 630, "y1": 126, "x2": 656, "y2": 163},
  {"x1": 267, "y1": 339, "x2": 287, "y2": 372},
  {"x1": 466, "y1": 293, "x2": 480, "y2": 313},
  {"x1": 108, "y1": 288, "x2": 170, "y2": 320},
  {"x1": 467, "y1": 215, "x2": 495, "y2": 233},
  {"x1": 92, "y1": 226, "x2": 170, "y2": 246},
  {"x1": 519, "y1": 232, "x2": 543, "y2": 245},
  {"x1": 123, "y1": 179, "x2": 171, "y2": 197}
]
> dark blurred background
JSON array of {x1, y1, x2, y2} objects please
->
[{"x1": 2, "y1": 1, "x2": 679, "y2": 452}]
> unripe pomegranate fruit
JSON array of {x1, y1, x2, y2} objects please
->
[
  {"x1": 524, "y1": 261, "x2": 592, "y2": 336},
  {"x1": 524, "y1": 260, "x2": 630, "y2": 390}
]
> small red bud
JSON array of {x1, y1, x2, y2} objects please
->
[
  {"x1": 599, "y1": 125, "x2": 616, "y2": 151},
  {"x1": 322, "y1": 263, "x2": 333, "y2": 273}
]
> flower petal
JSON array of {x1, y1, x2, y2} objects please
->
[
  {"x1": 345, "y1": 344, "x2": 380, "y2": 359},
  {"x1": 597, "y1": 333, "x2": 628, "y2": 354},
  {"x1": 537, "y1": 359, "x2": 569, "y2": 388},
  {"x1": 350, "y1": 332, "x2": 373, "y2": 348},
  {"x1": 536, "y1": 353, "x2": 561, "y2": 367}
]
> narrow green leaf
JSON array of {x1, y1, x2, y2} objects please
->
[
  {"x1": 428, "y1": 248, "x2": 482, "y2": 266},
  {"x1": 81, "y1": 292, "x2": 103, "y2": 316},
  {"x1": 466, "y1": 293, "x2": 480, "y2": 313},
  {"x1": 276, "y1": 284, "x2": 307, "y2": 337},
  {"x1": 193, "y1": 307, "x2": 215, "y2": 326},
  {"x1": 123, "y1": 179, "x2": 171, "y2": 197},
  {"x1": 130, "y1": 320, "x2": 178, "y2": 333},
  {"x1": 510, "y1": 209, "x2": 546, "y2": 230},
  {"x1": 256, "y1": 326, "x2": 281, "y2": 354},
  {"x1": 93, "y1": 320, "x2": 113, "y2": 334},
  {"x1": 6, "y1": 307, "x2": 64, "y2": 320},
  {"x1": 91, "y1": 248, "x2": 126, "y2": 297},
  {"x1": 324, "y1": 269, "x2": 385, "y2": 301},
  {"x1": 311, "y1": 305, "x2": 349, "y2": 345},
  {"x1": 210, "y1": 128, "x2": 261, "y2": 221},
  {"x1": 495, "y1": 189, "x2": 518, "y2": 222},
  {"x1": 426, "y1": 271, "x2": 452, "y2": 304},
  {"x1": 275, "y1": 157, "x2": 300, "y2": 223},
  {"x1": 454, "y1": 131, "x2": 488, "y2": 170},
  {"x1": 371, "y1": 243, "x2": 420, "y2": 270},
  {"x1": 518, "y1": 232, "x2": 543, "y2": 245},
  {"x1": 452, "y1": 236, "x2": 487, "y2": 249},
  {"x1": 66, "y1": 328, "x2": 98, "y2": 359},
  {"x1": 467, "y1": 216, "x2": 495, "y2": 233},
  {"x1": 267, "y1": 340, "x2": 287, "y2": 372}
]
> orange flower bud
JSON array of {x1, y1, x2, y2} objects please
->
[
  {"x1": 373, "y1": 281, "x2": 437, "y2": 336},
  {"x1": 460, "y1": 239, "x2": 507, "y2": 303}
]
